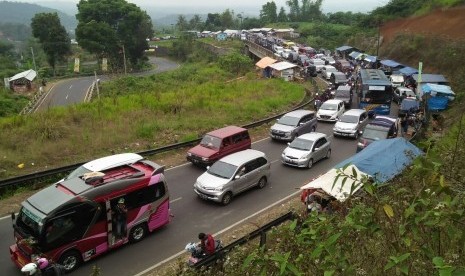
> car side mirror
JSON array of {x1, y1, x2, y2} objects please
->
[
  {"x1": 314, "y1": 147, "x2": 320, "y2": 152},
  {"x1": 11, "y1": 212, "x2": 15, "y2": 222},
  {"x1": 235, "y1": 175, "x2": 241, "y2": 179}
]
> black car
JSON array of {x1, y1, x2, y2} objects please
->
[{"x1": 333, "y1": 85, "x2": 352, "y2": 108}]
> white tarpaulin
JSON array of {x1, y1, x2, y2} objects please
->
[
  {"x1": 300, "y1": 165, "x2": 367, "y2": 202},
  {"x1": 268, "y1": 61, "x2": 297, "y2": 71}
]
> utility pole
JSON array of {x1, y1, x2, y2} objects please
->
[
  {"x1": 31, "y1": 47, "x2": 37, "y2": 73},
  {"x1": 122, "y1": 44, "x2": 127, "y2": 75},
  {"x1": 376, "y1": 19, "x2": 381, "y2": 57}
]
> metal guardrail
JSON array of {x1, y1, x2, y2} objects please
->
[
  {"x1": 0, "y1": 90, "x2": 316, "y2": 189},
  {"x1": 193, "y1": 211, "x2": 296, "y2": 268}
]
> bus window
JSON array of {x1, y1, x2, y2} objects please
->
[
  {"x1": 125, "y1": 183, "x2": 166, "y2": 209},
  {"x1": 42, "y1": 203, "x2": 97, "y2": 250}
]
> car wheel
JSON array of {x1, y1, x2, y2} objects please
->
[
  {"x1": 129, "y1": 223, "x2": 148, "y2": 243},
  {"x1": 257, "y1": 177, "x2": 267, "y2": 189},
  {"x1": 59, "y1": 250, "x2": 82, "y2": 272},
  {"x1": 307, "y1": 159, "x2": 314, "y2": 169},
  {"x1": 326, "y1": 149, "x2": 331, "y2": 159},
  {"x1": 221, "y1": 192, "x2": 233, "y2": 205}
]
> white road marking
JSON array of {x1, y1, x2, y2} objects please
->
[
  {"x1": 169, "y1": 197, "x2": 182, "y2": 204},
  {"x1": 66, "y1": 94, "x2": 69, "y2": 100},
  {"x1": 69, "y1": 85, "x2": 73, "y2": 89},
  {"x1": 134, "y1": 190, "x2": 300, "y2": 276}
]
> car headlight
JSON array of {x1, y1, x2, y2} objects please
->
[
  {"x1": 201, "y1": 157, "x2": 209, "y2": 162},
  {"x1": 299, "y1": 155, "x2": 309, "y2": 160}
]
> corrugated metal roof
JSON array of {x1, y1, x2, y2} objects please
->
[
  {"x1": 9, "y1": 69, "x2": 37, "y2": 82},
  {"x1": 268, "y1": 61, "x2": 297, "y2": 71}
]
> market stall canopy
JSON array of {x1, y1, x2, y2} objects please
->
[
  {"x1": 399, "y1": 66, "x2": 418, "y2": 76},
  {"x1": 348, "y1": 51, "x2": 361, "y2": 59},
  {"x1": 380, "y1": 59, "x2": 404, "y2": 68},
  {"x1": 268, "y1": 61, "x2": 297, "y2": 71},
  {"x1": 9, "y1": 69, "x2": 37, "y2": 82},
  {"x1": 364, "y1": 55, "x2": 377, "y2": 63},
  {"x1": 422, "y1": 83, "x2": 455, "y2": 110},
  {"x1": 255, "y1": 57, "x2": 277, "y2": 69},
  {"x1": 300, "y1": 165, "x2": 367, "y2": 202},
  {"x1": 335, "y1": 137, "x2": 423, "y2": 183},
  {"x1": 422, "y1": 83, "x2": 454, "y2": 96},
  {"x1": 336, "y1": 45, "x2": 354, "y2": 52}
]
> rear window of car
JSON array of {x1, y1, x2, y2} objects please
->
[{"x1": 208, "y1": 161, "x2": 237, "y2": 179}]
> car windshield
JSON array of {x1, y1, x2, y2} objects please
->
[
  {"x1": 339, "y1": 115, "x2": 359, "y2": 123},
  {"x1": 362, "y1": 127, "x2": 388, "y2": 141},
  {"x1": 277, "y1": 115, "x2": 300, "y2": 127},
  {"x1": 200, "y1": 135, "x2": 222, "y2": 149},
  {"x1": 208, "y1": 161, "x2": 238, "y2": 179},
  {"x1": 336, "y1": 90, "x2": 350, "y2": 97},
  {"x1": 17, "y1": 207, "x2": 43, "y2": 238},
  {"x1": 326, "y1": 67, "x2": 337, "y2": 72},
  {"x1": 320, "y1": 103, "x2": 337, "y2": 111},
  {"x1": 65, "y1": 166, "x2": 92, "y2": 180},
  {"x1": 289, "y1": 138, "x2": 314, "y2": 151}
]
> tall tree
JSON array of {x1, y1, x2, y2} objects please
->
[
  {"x1": 278, "y1": 7, "x2": 288, "y2": 22},
  {"x1": 30, "y1": 12, "x2": 71, "y2": 74},
  {"x1": 176, "y1": 15, "x2": 189, "y2": 31},
  {"x1": 260, "y1": 1, "x2": 278, "y2": 24},
  {"x1": 286, "y1": 0, "x2": 300, "y2": 21},
  {"x1": 189, "y1": 15, "x2": 204, "y2": 31},
  {"x1": 220, "y1": 9, "x2": 235, "y2": 29},
  {"x1": 75, "y1": 0, "x2": 153, "y2": 71},
  {"x1": 205, "y1": 13, "x2": 221, "y2": 31}
]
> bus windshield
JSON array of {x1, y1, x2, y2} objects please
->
[{"x1": 17, "y1": 207, "x2": 43, "y2": 238}]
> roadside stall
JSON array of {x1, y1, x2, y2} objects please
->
[
  {"x1": 255, "y1": 57, "x2": 277, "y2": 78},
  {"x1": 422, "y1": 83, "x2": 455, "y2": 111},
  {"x1": 268, "y1": 61, "x2": 298, "y2": 81},
  {"x1": 300, "y1": 138, "x2": 423, "y2": 213}
]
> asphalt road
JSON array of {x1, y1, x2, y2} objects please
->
[
  {"x1": 1, "y1": 102, "x2": 362, "y2": 275},
  {"x1": 34, "y1": 57, "x2": 179, "y2": 111}
]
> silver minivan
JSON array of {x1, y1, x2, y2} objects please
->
[
  {"x1": 281, "y1": 132, "x2": 331, "y2": 168},
  {"x1": 194, "y1": 149, "x2": 271, "y2": 205},
  {"x1": 333, "y1": 109, "x2": 369, "y2": 138}
]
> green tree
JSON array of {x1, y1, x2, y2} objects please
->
[
  {"x1": 278, "y1": 7, "x2": 288, "y2": 22},
  {"x1": 30, "y1": 12, "x2": 71, "y2": 74},
  {"x1": 189, "y1": 15, "x2": 204, "y2": 31},
  {"x1": 220, "y1": 9, "x2": 235, "y2": 29},
  {"x1": 176, "y1": 15, "x2": 189, "y2": 31},
  {"x1": 260, "y1": 1, "x2": 278, "y2": 24},
  {"x1": 75, "y1": 0, "x2": 153, "y2": 71},
  {"x1": 205, "y1": 13, "x2": 221, "y2": 31},
  {"x1": 218, "y1": 52, "x2": 252, "y2": 76},
  {"x1": 286, "y1": 0, "x2": 300, "y2": 21}
]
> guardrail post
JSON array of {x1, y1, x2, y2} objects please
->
[{"x1": 259, "y1": 231, "x2": 266, "y2": 247}]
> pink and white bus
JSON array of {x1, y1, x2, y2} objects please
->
[{"x1": 10, "y1": 158, "x2": 170, "y2": 272}]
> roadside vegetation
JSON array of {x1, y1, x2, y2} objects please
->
[{"x1": 0, "y1": 52, "x2": 305, "y2": 180}]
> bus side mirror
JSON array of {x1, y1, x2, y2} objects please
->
[{"x1": 11, "y1": 212, "x2": 15, "y2": 223}]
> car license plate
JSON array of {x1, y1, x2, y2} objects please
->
[{"x1": 198, "y1": 193, "x2": 208, "y2": 199}]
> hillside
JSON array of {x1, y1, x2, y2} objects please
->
[
  {"x1": 0, "y1": 1, "x2": 77, "y2": 32},
  {"x1": 380, "y1": 5, "x2": 465, "y2": 44}
]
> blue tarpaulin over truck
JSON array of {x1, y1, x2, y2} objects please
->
[{"x1": 335, "y1": 137, "x2": 423, "y2": 183}]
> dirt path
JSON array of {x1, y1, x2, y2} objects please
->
[{"x1": 381, "y1": 6, "x2": 465, "y2": 44}]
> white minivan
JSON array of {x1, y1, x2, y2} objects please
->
[{"x1": 316, "y1": 99, "x2": 345, "y2": 122}]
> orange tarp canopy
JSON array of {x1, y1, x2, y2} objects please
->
[{"x1": 255, "y1": 57, "x2": 277, "y2": 69}]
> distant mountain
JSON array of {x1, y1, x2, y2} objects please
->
[{"x1": 0, "y1": 1, "x2": 77, "y2": 32}]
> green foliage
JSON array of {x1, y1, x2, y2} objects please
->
[
  {"x1": 75, "y1": 0, "x2": 152, "y2": 72},
  {"x1": 0, "y1": 88, "x2": 29, "y2": 117},
  {"x1": 218, "y1": 52, "x2": 253, "y2": 76},
  {"x1": 260, "y1": 2, "x2": 278, "y2": 24},
  {"x1": 30, "y1": 12, "x2": 71, "y2": 71},
  {"x1": 0, "y1": 61, "x2": 304, "y2": 177}
]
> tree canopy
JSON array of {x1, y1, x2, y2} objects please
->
[
  {"x1": 75, "y1": 0, "x2": 153, "y2": 71},
  {"x1": 30, "y1": 12, "x2": 71, "y2": 73}
]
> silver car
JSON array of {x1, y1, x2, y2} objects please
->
[
  {"x1": 194, "y1": 149, "x2": 271, "y2": 205},
  {"x1": 281, "y1": 132, "x2": 331, "y2": 168},
  {"x1": 270, "y1": 110, "x2": 317, "y2": 141},
  {"x1": 333, "y1": 109, "x2": 369, "y2": 138}
]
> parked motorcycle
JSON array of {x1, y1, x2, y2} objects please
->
[
  {"x1": 185, "y1": 240, "x2": 223, "y2": 266},
  {"x1": 21, "y1": 257, "x2": 66, "y2": 276}
]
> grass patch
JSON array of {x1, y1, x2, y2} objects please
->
[{"x1": 0, "y1": 62, "x2": 305, "y2": 178}]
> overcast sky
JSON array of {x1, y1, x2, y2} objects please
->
[{"x1": 31, "y1": 0, "x2": 389, "y2": 14}]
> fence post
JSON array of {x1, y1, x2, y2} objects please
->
[{"x1": 259, "y1": 231, "x2": 266, "y2": 248}]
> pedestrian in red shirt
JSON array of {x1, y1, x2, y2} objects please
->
[{"x1": 198, "y1": 232, "x2": 215, "y2": 255}]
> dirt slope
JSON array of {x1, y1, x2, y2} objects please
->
[{"x1": 381, "y1": 6, "x2": 465, "y2": 44}]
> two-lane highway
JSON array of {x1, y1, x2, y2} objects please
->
[{"x1": 0, "y1": 115, "x2": 359, "y2": 276}]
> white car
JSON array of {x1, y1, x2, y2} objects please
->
[
  {"x1": 321, "y1": 65, "x2": 338, "y2": 80},
  {"x1": 316, "y1": 99, "x2": 345, "y2": 122},
  {"x1": 281, "y1": 49, "x2": 292, "y2": 59},
  {"x1": 61, "y1": 153, "x2": 144, "y2": 182},
  {"x1": 281, "y1": 132, "x2": 331, "y2": 168}
]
